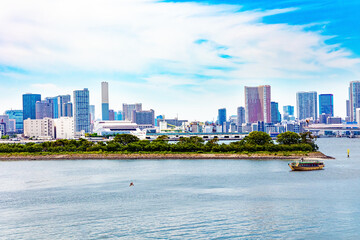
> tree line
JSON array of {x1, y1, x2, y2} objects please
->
[{"x1": 0, "y1": 131, "x2": 318, "y2": 154}]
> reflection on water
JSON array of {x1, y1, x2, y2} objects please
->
[{"x1": 0, "y1": 138, "x2": 359, "y2": 239}]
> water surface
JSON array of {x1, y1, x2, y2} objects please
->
[{"x1": 0, "y1": 138, "x2": 359, "y2": 239}]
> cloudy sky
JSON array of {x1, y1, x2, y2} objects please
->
[{"x1": 0, "y1": 0, "x2": 359, "y2": 121}]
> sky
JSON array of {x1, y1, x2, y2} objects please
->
[{"x1": 0, "y1": 0, "x2": 359, "y2": 121}]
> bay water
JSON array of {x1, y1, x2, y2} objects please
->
[{"x1": 0, "y1": 138, "x2": 360, "y2": 239}]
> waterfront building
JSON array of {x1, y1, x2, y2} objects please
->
[
  {"x1": 57, "y1": 95, "x2": 71, "y2": 117},
  {"x1": 109, "y1": 109, "x2": 115, "y2": 121},
  {"x1": 123, "y1": 103, "x2": 142, "y2": 122},
  {"x1": 115, "y1": 111, "x2": 123, "y2": 121},
  {"x1": 271, "y1": 102, "x2": 281, "y2": 124},
  {"x1": 0, "y1": 115, "x2": 10, "y2": 133},
  {"x1": 101, "y1": 82, "x2": 109, "y2": 120},
  {"x1": 64, "y1": 102, "x2": 73, "y2": 117},
  {"x1": 23, "y1": 118, "x2": 54, "y2": 139},
  {"x1": 93, "y1": 121, "x2": 138, "y2": 136},
  {"x1": 165, "y1": 118, "x2": 187, "y2": 127},
  {"x1": 319, "y1": 113, "x2": 331, "y2": 124},
  {"x1": 35, "y1": 100, "x2": 53, "y2": 119},
  {"x1": 349, "y1": 81, "x2": 360, "y2": 122},
  {"x1": 296, "y1": 91, "x2": 317, "y2": 120},
  {"x1": 155, "y1": 115, "x2": 164, "y2": 126},
  {"x1": 245, "y1": 85, "x2": 271, "y2": 123},
  {"x1": 132, "y1": 109, "x2": 155, "y2": 129},
  {"x1": 319, "y1": 94, "x2": 334, "y2": 117},
  {"x1": 241, "y1": 123, "x2": 252, "y2": 133},
  {"x1": 327, "y1": 117, "x2": 342, "y2": 124},
  {"x1": 218, "y1": 108, "x2": 226, "y2": 132},
  {"x1": 45, "y1": 97, "x2": 58, "y2": 118},
  {"x1": 23, "y1": 93, "x2": 41, "y2": 120},
  {"x1": 0, "y1": 122, "x2": 6, "y2": 136},
  {"x1": 237, "y1": 107, "x2": 245, "y2": 130},
  {"x1": 346, "y1": 100, "x2": 350, "y2": 118},
  {"x1": 8, "y1": 119, "x2": 16, "y2": 133},
  {"x1": 5, "y1": 110, "x2": 23, "y2": 133},
  {"x1": 89, "y1": 105, "x2": 95, "y2": 123},
  {"x1": 73, "y1": 88, "x2": 90, "y2": 133},
  {"x1": 283, "y1": 105, "x2": 294, "y2": 121},
  {"x1": 53, "y1": 117, "x2": 75, "y2": 139}
]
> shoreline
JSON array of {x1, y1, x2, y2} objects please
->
[{"x1": 0, "y1": 151, "x2": 334, "y2": 161}]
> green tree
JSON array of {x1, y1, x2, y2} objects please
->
[
  {"x1": 155, "y1": 135, "x2": 169, "y2": 142},
  {"x1": 300, "y1": 132, "x2": 318, "y2": 151},
  {"x1": 113, "y1": 134, "x2": 140, "y2": 145},
  {"x1": 243, "y1": 131, "x2": 273, "y2": 145},
  {"x1": 178, "y1": 136, "x2": 204, "y2": 144},
  {"x1": 276, "y1": 132, "x2": 301, "y2": 145}
]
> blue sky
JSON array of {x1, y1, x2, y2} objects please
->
[{"x1": 0, "y1": 0, "x2": 359, "y2": 121}]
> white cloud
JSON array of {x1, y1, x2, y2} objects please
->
[{"x1": 0, "y1": 0, "x2": 358, "y2": 119}]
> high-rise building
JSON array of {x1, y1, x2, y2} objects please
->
[
  {"x1": 109, "y1": 109, "x2": 115, "y2": 121},
  {"x1": 283, "y1": 105, "x2": 294, "y2": 121},
  {"x1": 349, "y1": 81, "x2": 360, "y2": 122},
  {"x1": 271, "y1": 102, "x2": 281, "y2": 124},
  {"x1": 132, "y1": 109, "x2": 155, "y2": 127},
  {"x1": 0, "y1": 115, "x2": 10, "y2": 133},
  {"x1": 102, "y1": 82, "x2": 109, "y2": 120},
  {"x1": 115, "y1": 111, "x2": 123, "y2": 121},
  {"x1": 89, "y1": 105, "x2": 95, "y2": 123},
  {"x1": 73, "y1": 88, "x2": 90, "y2": 133},
  {"x1": 346, "y1": 100, "x2": 350, "y2": 118},
  {"x1": 296, "y1": 92, "x2": 317, "y2": 120},
  {"x1": 245, "y1": 85, "x2": 271, "y2": 123},
  {"x1": 57, "y1": 95, "x2": 71, "y2": 117},
  {"x1": 35, "y1": 100, "x2": 53, "y2": 119},
  {"x1": 23, "y1": 93, "x2": 41, "y2": 120},
  {"x1": 64, "y1": 102, "x2": 73, "y2": 117},
  {"x1": 45, "y1": 97, "x2": 58, "y2": 118},
  {"x1": 237, "y1": 107, "x2": 245, "y2": 127},
  {"x1": 123, "y1": 103, "x2": 142, "y2": 121},
  {"x1": 218, "y1": 108, "x2": 226, "y2": 130},
  {"x1": 5, "y1": 110, "x2": 23, "y2": 133},
  {"x1": 319, "y1": 94, "x2": 334, "y2": 117}
]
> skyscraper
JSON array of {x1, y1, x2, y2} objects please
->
[
  {"x1": 123, "y1": 103, "x2": 142, "y2": 121},
  {"x1": 89, "y1": 105, "x2": 95, "y2": 123},
  {"x1": 64, "y1": 102, "x2": 73, "y2": 117},
  {"x1": 102, "y1": 82, "x2": 109, "y2": 120},
  {"x1": 23, "y1": 93, "x2": 41, "y2": 120},
  {"x1": 218, "y1": 108, "x2": 226, "y2": 127},
  {"x1": 245, "y1": 85, "x2": 271, "y2": 123},
  {"x1": 271, "y1": 102, "x2": 281, "y2": 124},
  {"x1": 45, "y1": 97, "x2": 58, "y2": 118},
  {"x1": 35, "y1": 100, "x2": 53, "y2": 119},
  {"x1": 283, "y1": 105, "x2": 294, "y2": 121},
  {"x1": 109, "y1": 109, "x2": 115, "y2": 121},
  {"x1": 296, "y1": 92, "x2": 318, "y2": 120},
  {"x1": 349, "y1": 81, "x2": 360, "y2": 122},
  {"x1": 132, "y1": 109, "x2": 155, "y2": 127},
  {"x1": 237, "y1": 106, "x2": 245, "y2": 128},
  {"x1": 57, "y1": 95, "x2": 71, "y2": 117},
  {"x1": 319, "y1": 94, "x2": 334, "y2": 117},
  {"x1": 5, "y1": 110, "x2": 23, "y2": 133},
  {"x1": 73, "y1": 88, "x2": 90, "y2": 133}
]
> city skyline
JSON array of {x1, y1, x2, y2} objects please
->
[{"x1": 0, "y1": 0, "x2": 360, "y2": 121}]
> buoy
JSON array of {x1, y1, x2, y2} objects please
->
[{"x1": 347, "y1": 149, "x2": 350, "y2": 158}]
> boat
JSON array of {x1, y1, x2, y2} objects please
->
[{"x1": 288, "y1": 159, "x2": 325, "y2": 171}]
